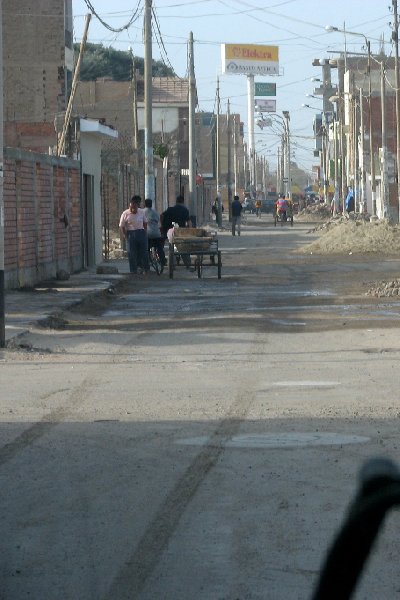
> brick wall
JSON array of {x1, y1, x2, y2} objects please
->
[
  {"x1": 4, "y1": 148, "x2": 81, "y2": 289},
  {"x1": 3, "y1": 0, "x2": 73, "y2": 152}
]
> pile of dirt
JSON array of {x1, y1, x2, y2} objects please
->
[
  {"x1": 296, "y1": 203, "x2": 332, "y2": 221},
  {"x1": 365, "y1": 278, "x2": 400, "y2": 297},
  {"x1": 296, "y1": 219, "x2": 400, "y2": 256}
]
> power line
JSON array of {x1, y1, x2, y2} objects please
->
[
  {"x1": 151, "y1": 6, "x2": 178, "y2": 76},
  {"x1": 82, "y1": 0, "x2": 142, "y2": 32}
]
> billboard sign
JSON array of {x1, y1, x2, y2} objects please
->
[
  {"x1": 255, "y1": 82, "x2": 276, "y2": 96},
  {"x1": 221, "y1": 44, "x2": 279, "y2": 75},
  {"x1": 254, "y1": 99, "x2": 276, "y2": 112}
]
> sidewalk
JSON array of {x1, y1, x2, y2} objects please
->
[
  {"x1": 4, "y1": 259, "x2": 129, "y2": 344},
  {"x1": 4, "y1": 220, "x2": 222, "y2": 345}
]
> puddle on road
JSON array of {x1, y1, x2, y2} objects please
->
[{"x1": 176, "y1": 432, "x2": 369, "y2": 449}]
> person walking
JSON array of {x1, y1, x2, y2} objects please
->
[
  {"x1": 144, "y1": 198, "x2": 166, "y2": 268},
  {"x1": 345, "y1": 187, "x2": 355, "y2": 214},
  {"x1": 255, "y1": 198, "x2": 262, "y2": 218},
  {"x1": 119, "y1": 195, "x2": 150, "y2": 274},
  {"x1": 231, "y1": 195, "x2": 243, "y2": 236}
]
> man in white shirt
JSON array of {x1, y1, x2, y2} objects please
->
[{"x1": 119, "y1": 195, "x2": 149, "y2": 274}]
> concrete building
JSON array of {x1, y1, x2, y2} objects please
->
[{"x1": 313, "y1": 53, "x2": 398, "y2": 220}]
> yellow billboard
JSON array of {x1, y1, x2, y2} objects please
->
[{"x1": 222, "y1": 44, "x2": 279, "y2": 75}]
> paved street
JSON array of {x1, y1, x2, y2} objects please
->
[{"x1": 2, "y1": 215, "x2": 400, "y2": 599}]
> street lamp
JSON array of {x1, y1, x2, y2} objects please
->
[
  {"x1": 302, "y1": 103, "x2": 322, "y2": 111},
  {"x1": 326, "y1": 24, "x2": 376, "y2": 215}
]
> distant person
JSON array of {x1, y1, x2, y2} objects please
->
[
  {"x1": 231, "y1": 194, "x2": 243, "y2": 236},
  {"x1": 331, "y1": 193, "x2": 340, "y2": 217},
  {"x1": 275, "y1": 193, "x2": 288, "y2": 221},
  {"x1": 119, "y1": 195, "x2": 150, "y2": 274},
  {"x1": 345, "y1": 188, "x2": 355, "y2": 213},
  {"x1": 255, "y1": 198, "x2": 262, "y2": 218},
  {"x1": 144, "y1": 198, "x2": 166, "y2": 267}
]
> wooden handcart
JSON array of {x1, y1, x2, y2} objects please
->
[{"x1": 168, "y1": 228, "x2": 222, "y2": 279}]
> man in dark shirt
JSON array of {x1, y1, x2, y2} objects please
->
[
  {"x1": 160, "y1": 195, "x2": 192, "y2": 235},
  {"x1": 231, "y1": 195, "x2": 243, "y2": 236},
  {"x1": 160, "y1": 195, "x2": 193, "y2": 269}
]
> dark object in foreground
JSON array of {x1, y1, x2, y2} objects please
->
[{"x1": 312, "y1": 457, "x2": 400, "y2": 600}]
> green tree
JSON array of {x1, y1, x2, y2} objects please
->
[{"x1": 75, "y1": 43, "x2": 175, "y2": 81}]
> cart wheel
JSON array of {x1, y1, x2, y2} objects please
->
[
  {"x1": 168, "y1": 244, "x2": 174, "y2": 279},
  {"x1": 217, "y1": 251, "x2": 222, "y2": 279},
  {"x1": 197, "y1": 256, "x2": 203, "y2": 278}
]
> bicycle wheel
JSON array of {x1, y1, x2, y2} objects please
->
[
  {"x1": 168, "y1": 244, "x2": 174, "y2": 279},
  {"x1": 149, "y1": 246, "x2": 162, "y2": 275},
  {"x1": 196, "y1": 256, "x2": 203, "y2": 278}
]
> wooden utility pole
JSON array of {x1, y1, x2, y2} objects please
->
[
  {"x1": 188, "y1": 32, "x2": 196, "y2": 224},
  {"x1": 233, "y1": 115, "x2": 238, "y2": 195},
  {"x1": 57, "y1": 13, "x2": 91, "y2": 156},
  {"x1": 0, "y1": 0, "x2": 4, "y2": 347},
  {"x1": 144, "y1": 0, "x2": 154, "y2": 201},
  {"x1": 367, "y1": 41, "x2": 377, "y2": 215},
  {"x1": 227, "y1": 100, "x2": 232, "y2": 221},
  {"x1": 381, "y1": 60, "x2": 389, "y2": 216},
  {"x1": 215, "y1": 77, "x2": 222, "y2": 227},
  {"x1": 393, "y1": 0, "x2": 400, "y2": 221}
]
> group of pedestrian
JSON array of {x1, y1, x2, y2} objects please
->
[{"x1": 119, "y1": 194, "x2": 192, "y2": 275}]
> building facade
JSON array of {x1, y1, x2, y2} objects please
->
[{"x1": 3, "y1": 0, "x2": 73, "y2": 152}]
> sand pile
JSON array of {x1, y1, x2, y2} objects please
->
[
  {"x1": 296, "y1": 203, "x2": 331, "y2": 222},
  {"x1": 297, "y1": 219, "x2": 400, "y2": 256}
]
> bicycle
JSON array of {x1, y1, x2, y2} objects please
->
[{"x1": 148, "y1": 243, "x2": 163, "y2": 275}]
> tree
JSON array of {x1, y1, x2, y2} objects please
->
[{"x1": 75, "y1": 43, "x2": 175, "y2": 81}]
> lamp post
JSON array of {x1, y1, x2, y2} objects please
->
[{"x1": 326, "y1": 25, "x2": 376, "y2": 215}]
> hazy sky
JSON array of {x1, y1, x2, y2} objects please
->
[{"x1": 72, "y1": 1, "x2": 393, "y2": 174}]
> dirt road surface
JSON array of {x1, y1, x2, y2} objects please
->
[{"x1": 2, "y1": 216, "x2": 400, "y2": 599}]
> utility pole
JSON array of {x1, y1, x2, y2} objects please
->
[
  {"x1": 130, "y1": 48, "x2": 139, "y2": 152},
  {"x1": 233, "y1": 115, "x2": 238, "y2": 195},
  {"x1": 227, "y1": 99, "x2": 232, "y2": 221},
  {"x1": 0, "y1": 0, "x2": 4, "y2": 348},
  {"x1": 359, "y1": 88, "x2": 366, "y2": 212},
  {"x1": 283, "y1": 111, "x2": 291, "y2": 199},
  {"x1": 57, "y1": 13, "x2": 91, "y2": 156},
  {"x1": 144, "y1": 0, "x2": 154, "y2": 201},
  {"x1": 277, "y1": 147, "x2": 281, "y2": 193},
  {"x1": 188, "y1": 31, "x2": 196, "y2": 224},
  {"x1": 215, "y1": 77, "x2": 222, "y2": 227},
  {"x1": 380, "y1": 60, "x2": 389, "y2": 217},
  {"x1": 247, "y1": 74, "x2": 255, "y2": 193},
  {"x1": 367, "y1": 40, "x2": 377, "y2": 216},
  {"x1": 393, "y1": 0, "x2": 400, "y2": 221}
]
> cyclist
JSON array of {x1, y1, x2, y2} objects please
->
[
  {"x1": 144, "y1": 198, "x2": 166, "y2": 268},
  {"x1": 275, "y1": 193, "x2": 288, "y2": 221}
]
